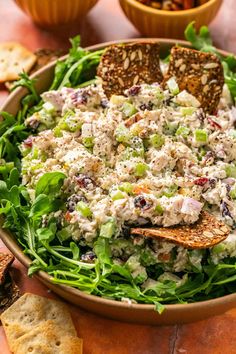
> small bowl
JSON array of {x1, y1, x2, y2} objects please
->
[
  {"x1": 14, "y1": 0, "x2": 99, "y2": 27},
  {"x1": 119, "y1": 0, "x2": 223, "y2": 39}
]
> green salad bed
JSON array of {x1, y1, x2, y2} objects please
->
[{"x1": 0, "y1": 24, "x2": 236, "y2": 313}]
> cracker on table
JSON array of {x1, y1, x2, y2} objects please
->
[
  {"x1": 0, "y1": 252, "x2": 14, "y2": 285},
  {"x1": 13, "y1": 321, "x2": 83, "y2": 354},
  {"x1": 131, "y1": 211, "x2": 230, "y2": 249},
  {"x1": 0, "y1": 293, "x2": 76, "y2": 352},
  {"x1": 97, "y1": 42, "x2": 163, "y2": 98},
  {"x1": 164, "y1": 46, "x2": 224, "y2": 114},
  {"x1": 0, "y1": 42, "x2": 36, "y2": 82}
]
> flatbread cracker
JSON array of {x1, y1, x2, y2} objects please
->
[
  {"x1": 131, "y1": 211, "x2": 230, "y2": 249},
  {"x1": 1, "y1": 293, "x2": 76, "y2": 352},
  {"x1": 164, "y1": 47, "x2": 224, "y2": 114},
  {"x1": 14, "y1": 321, "x2": 83, "y2": 354},
  {"x1": 0, "y1": 42, "x2": 36, "y2": 82},
  {"x1": 0, "y1": 252, "x2": 14, "y2": 285},
  {"x1": 97, "y1": 42, "x2": 163, "y2": 98}
]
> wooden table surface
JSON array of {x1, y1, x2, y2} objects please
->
[{"x1": 1, "y1": 0, "x2": 236, "y2": 353}]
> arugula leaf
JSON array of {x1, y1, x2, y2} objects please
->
[
  {"x1": 94, "y1": 237, "x2": 112, "y2": 276},
  {"x1": 35, "y1": 171, "x2": 66, "y2": 198},
  {"x1": 11, "y1": 72, "x2": 39, "y2": 102},
  {"x1": 70, "y1": 242, "x2": 80, "y2": 260},
  {"x1": 154, "y1": 301, "x2": 165, "y2": 314},
  {"x1": 37, "y1": 223, "x2": 57, "y2": 243},
  {"x1": 185, "y1": 22, "x2": 216, "y2": 53}
]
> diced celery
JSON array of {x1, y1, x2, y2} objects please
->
[
  {"x1": 230, "y1": 186, "x2": 236, "y2": 199},
  {"x1": 166, "y1": 77, "x2": 179, "y2": 95},
  {"x1": 110, "y1": 95, "x2": 127, "y2": 106},
  {"x1": 130, "y1": 137, "x2": 145, "y2": 157},
  {"x1": 180, "y1": 107, "x2": 196, "y2": 116},
  {"x1": 225, "y1": 165, "x2": 236, "y2": 178},
  {"x1": 162, "y1": 184, "x2": 178, "y2": 197},
  {"x1": 134, "y1": 162, "x2": 149, "y2": 177},
  {"x1": 155, "y1": 204, "x2": 164, "y2": 215},
  {"x1": 149, "y1": 133, "x2": 165, "y2": 148},
  {"x1": 163, "y1": 123, "x2": 178, "y2": 136},
  {"x1": 175, "y1": 126, "x2": 190, "y2": 138},
  {"x1": 57, "y1": 226, "x2": 72, "y2": 243},
  {"x1": 65, "y1": 115, "x2": 83, "y2": 132},
  {"x1": 121, "y1": 147, "x2": 142, "y2": 160},
  {"x1": 122, "y1": 102, "x2": 137, "y2": 118},
  {"x1": 38, "y1": 109, "x2": 55, "y2": 128},
  {"x1": 118, "y1": 182, "x2": 134, "y2": 194},
  {"x1": 230, "y1": 130, "x2": 236, "y2": 139},
  {"x1": 100, "y1": 218, "x2": 116, "y2": 238},
  {"x1": 82, "y1": 137, "x2": 94, "y2": 148},
  {"x1": 212, "y1": 243, "x2": 225, "y2": 254},
  {"x1": 42, "y1": 102, "x2": 55, "y2": 113},
  {"x1": 76, "y1": 201, "x2": 92, "y2": 218},
  {"x1": 54, "y1": 117, "x2": 70, "y2": 137},
  {"x1": 194, "y1": 129, "x2": 208, "y2": 144},
  {"x1": 30, "y1": 163, "x2": 43, "y2": 172},
  {"x1": 115, "y1": 124, "x2": 131, "y2": 144},
  {"x1": 111, "y1": 191, "x2": 125, "y2": 200},
  {"x1": 155, "y1": 87, "x2": 164, "y2": 100},
  {"x1": 31, "y1": 147, "x2": 39, "y2": 160},
  {"x1": 199, "y1": 147, "x2": 206, "y2": 157}
]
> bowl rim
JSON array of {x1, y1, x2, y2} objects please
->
[
  {"x1": 119, "y1": 0, "x2": 221, "y2": 16},
  {"x1": 1, "y1": 37, "x2": 236, "y2": 315}
]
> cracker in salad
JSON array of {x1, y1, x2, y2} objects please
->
[
  {"x1": 97, "y1": 42, "x2": 163, "y2": 97},
  {"x1": 131, "y1": 211, "x2": 230, "y2": 249},
  {"x1": 164, "y1": 46, "x2": 224, "y2": 114}
]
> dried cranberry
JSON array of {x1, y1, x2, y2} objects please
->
[
  {"x1": 140, "y1": 102, "x2": 153, "y2": 111},
  {"x1": 207, "y1": 117, "x2": 222, "y2": 130},
  {"x1": 221, "y1": 201, "x2": 233, "y2": 219},
  {"x1": 209, "y1": 178, "x2": 217, "y2": 188},
  {"x1": 81, "y1": 251, "x2": 96, "y2": 263},
  {"x1": 23, "y1": 137, "x2": 33, "y2": 148},
  {"x1": 203, "y1": 151, "x2": 215, "y2": 165},
  {"x1": 66, "y1": 194, "x2": 86, "y2": 212},
  {"x1": 193, "y1": 177, "x2": 209, "y2": 186},
  {"x1": 127, "y1": 85, "x2": 141, "y2": 96},
  {"x1": 100, "y1": 98, "x2": 109, "y2": 108},
  {"x1": 27, "y1": 118, "x2": 40, "y2": 130},
  {"x1": 134, "y1": 195, "x2": 152, "y2": 210},
  {"x1": 75, "y1": 174, "x2": 96, "y2": 190},
  {"x1": 71, "y1": 90, "x2": 89, "y2": 105}
]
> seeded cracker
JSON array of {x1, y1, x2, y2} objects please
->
[
  {"x1": 0, "y1": 42, "x2": 36, "y2": 82},
  {"x1": 0, "y1": 252, "x2": 14, "y2": 285},
  {"x1": 97, "y1": 42, "x2": 163, "y2": 98},
  {"x1": 131, "y1": 211, "x2": 230, "y2": 249},
  {"x1": 164, "y1": 47, "x2": 224, "y2": 114}
]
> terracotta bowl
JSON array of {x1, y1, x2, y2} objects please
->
[
  {"x1": 119, "y1": 0, "x2": 223, "y2": 39},
  {"x1": 14, "y1": 0, "x2": 99, "y2": 27},
  {"x1": 1, "y1": 39, "x2": 236, "y2": 325}
]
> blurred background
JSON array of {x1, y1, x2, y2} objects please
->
[
  {"x1": 0, "y1": 0, "x2": 234, "y2": 52},
  {"x1": 0, "y1": 0, "x2": 233, "y2": 105}
]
